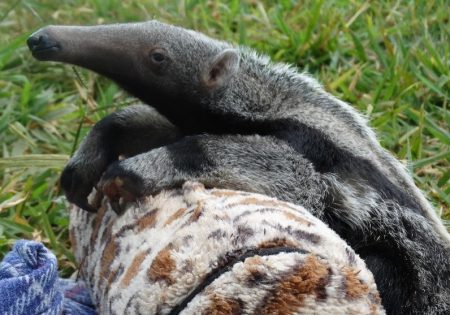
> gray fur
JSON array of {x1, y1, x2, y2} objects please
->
[
  {"x1": 61, "y1": 104, "x2": 181, "y2": 211},
  {"x1": 28, "y1": 21, "x2": 450, "y2": 314}
]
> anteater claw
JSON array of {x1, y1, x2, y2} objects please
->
[{"x1": 100, "y1": 176, "x2": 138, "y2": 215}]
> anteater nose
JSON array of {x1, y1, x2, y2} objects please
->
[
  {"x1": 27, "y1": 29, "x2": 61, "y2": 60},
  {"x1": 27, "y1": 32, "x2": 51, "y2": 52}
]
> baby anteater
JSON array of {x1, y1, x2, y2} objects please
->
[{"x1": 28, "y1": 21, "x2": 450, "y2": 314}]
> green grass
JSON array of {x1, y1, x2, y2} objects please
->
[{"x1": 0, "y1": 0, "x2": 449, "y2": 275}]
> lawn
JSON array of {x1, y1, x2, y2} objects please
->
[{"x1": 0, "y1": 0, "x2": 449, "y2": 276}]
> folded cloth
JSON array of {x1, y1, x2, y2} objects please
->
[
  {"x1": 0, "y1": 240, "x2": 96, "y2": 315},
  {"x1": 59, "y1": 279, "x2": 96, "y2": 315}
]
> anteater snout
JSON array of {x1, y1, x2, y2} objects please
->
[{"x1": 27, "y1": 28, "x2": 61, "y2": 60}]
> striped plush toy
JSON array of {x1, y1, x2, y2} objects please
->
[{"x1": 69, "y1": 182, "x2": 384, "y2": 314}]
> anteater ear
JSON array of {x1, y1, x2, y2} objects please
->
[{"x1": 202, "y1": 49, "x2": 240, "y2": 89}]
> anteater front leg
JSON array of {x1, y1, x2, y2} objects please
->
[
  {"x1": 60, "y1": 104, "x2": 181, "y2": 212},
  {"x1": 98, "y1": 134, "x2": 327, "y2": 215}
]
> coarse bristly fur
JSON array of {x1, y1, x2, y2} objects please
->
[{"x1": 27, "y1": 21, "x2": 450, "y2": 314}]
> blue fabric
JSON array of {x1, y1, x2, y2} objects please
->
[
  {"x1": 59, "y1": 279, "x2": 96, "y2": 315},
  {"x1": 0, "y1": 240, "x2": 97, "y2": 315}
]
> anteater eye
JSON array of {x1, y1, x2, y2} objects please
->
[{"x1": 151, "y1": 52, "x2": 165, "y2": 63}]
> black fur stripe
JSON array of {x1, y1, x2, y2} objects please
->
[{"x1": 168, "y1": 246, "x2": 308, "y2": 315}]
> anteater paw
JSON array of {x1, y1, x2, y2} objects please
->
[
  {"x1": 98, "y1": 161, "x2": 149, "y2": 215},
  {"x1": 60, "y1": 162, "x2": 101, "y2": 213}
]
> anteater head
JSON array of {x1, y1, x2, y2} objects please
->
[{"x1": 27, "y1": 21, "x2": 240, "y2": 125}]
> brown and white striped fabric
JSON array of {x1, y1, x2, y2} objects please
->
[{"x1": 69, "y1": 182, "x2": 384, "y2": 314}]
